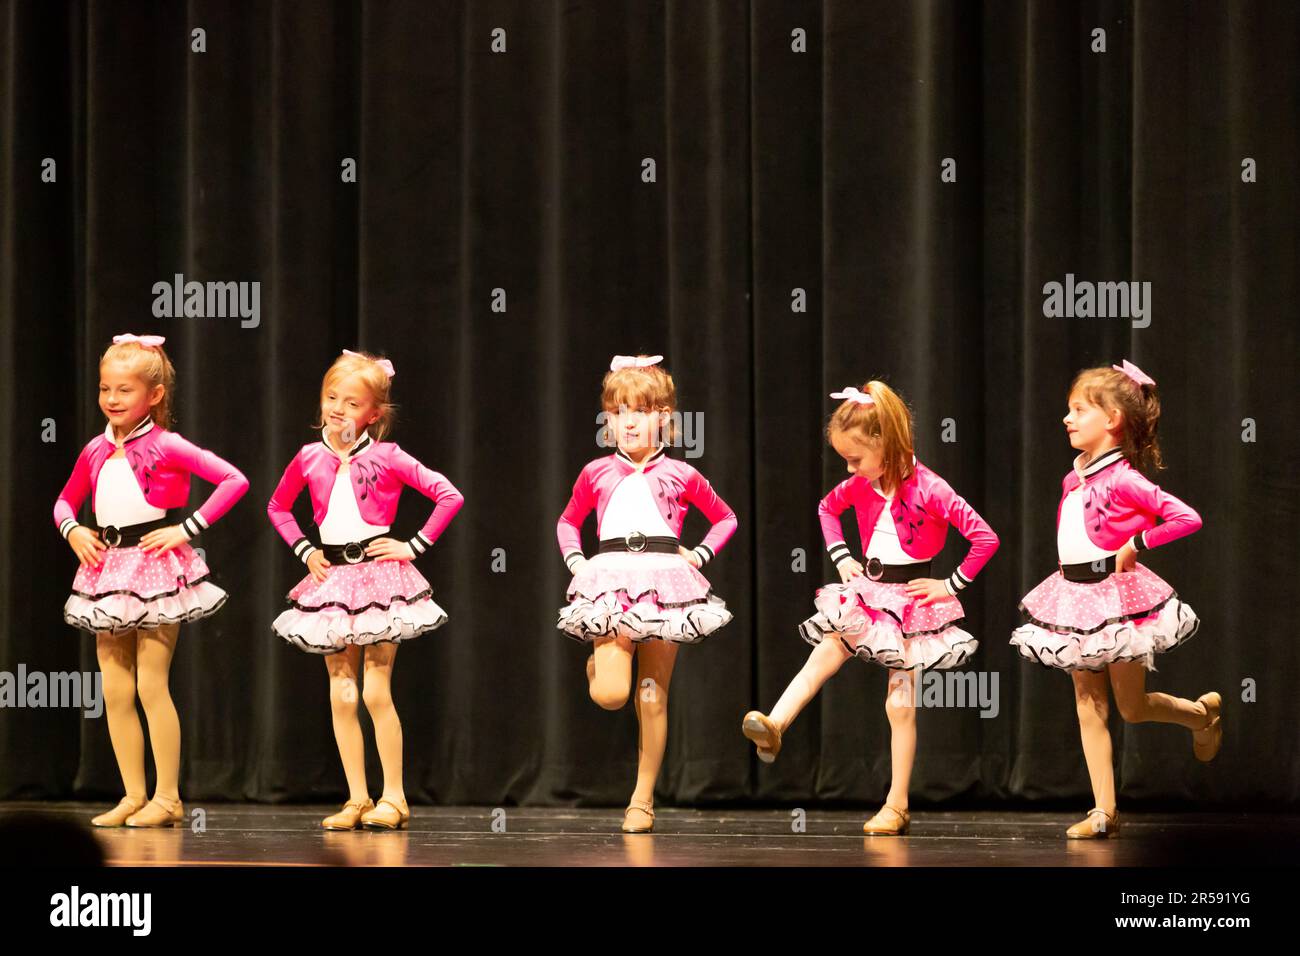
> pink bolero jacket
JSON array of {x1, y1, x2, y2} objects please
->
[
  {"x1": 267, "y1": 432, "x2": 463, "y2": 563},
  {"x1": 1057, "y1": 447, "x2": 1201, "y2": 554},
  {"x1": 818, "y1": 458, "x2": 999, "y2": 595},
  {"x1": 556, "y1": 446, "x2": 737, "y2": 570},
  {"x1": 54, "y1": 419, "x2": 248, "y2": 540}
]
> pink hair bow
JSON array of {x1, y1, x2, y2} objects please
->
[
  {"x1": 830, "y1": 386, "x2": 875, "y2": 406},
  {"x1": 343, "y1": 349, "x2": 395, "y2": 378},
  {"x1": 1111, "y1": 359, "x2": 1155, "y2": 388},
  {"x1": 113, "y1": 333, "x2": 166, "y2": 348},
  {"x1": 610, "y1": 354, "x2": 663, "y2": 371}
]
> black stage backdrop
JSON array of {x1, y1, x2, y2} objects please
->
[{"x1": 1, "y1": 1, "x2": 1296, "y2": 808}]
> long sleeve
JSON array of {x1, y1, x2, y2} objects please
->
[
  {"x1": 54, "y1": 443, "x2": 95, "y2": 538},
  {"x1": 817, "y1": 477, "x2": 859, "y2": 567},
  {"x1": 388, "y1": 444, "x2": 464, "y2": 556},
  {"x1": 267, "y1": 451, "x2": 315, "y2": 562},
  {"x1": 684, "y1": 466, "x2": 737, "y2": 565},
  {"x1": 930, "y1": 477, "x2": 999, "y2": 594},
  {"x1": 162, "y1": 432, "x2": 250, "y2": 538},
  {"x1": 556, "y1": 466, "x2": 595, "y2": 571},
  {"x1": 1116, "y1": 472, "x2": 1202, "y2": 551}
]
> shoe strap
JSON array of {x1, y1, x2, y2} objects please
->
[
  {"x1": 625, "y1": 801, "x2": 655, "y2": 817},
  {"x1": 375, "y1": 798, "x2": 408, "y2": 816},
  {"x1": 151, "y1": 795, "x2": 181, "y2": 814}
]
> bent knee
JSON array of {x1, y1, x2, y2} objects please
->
[
  {"x1": 1114, "y1": 698, "x2": 1146, "y2": 723},
  {"x1": 590, "y1": 682, "x2": 630, "y2": 710}
]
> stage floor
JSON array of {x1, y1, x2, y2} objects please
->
[{"x1": 2, "y1": 802, "x2": 1293, "y2": 866}]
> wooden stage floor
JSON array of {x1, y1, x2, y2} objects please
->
[{"x1": 3, "y1": 802, "x2": 1294, "y2": 867}]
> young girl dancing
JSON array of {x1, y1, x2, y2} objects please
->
[
  {"x1": 742, "y1": 381, "x2": 999, "y2": 835},
  {"x1": 1010, "y1": 360, "x2": 1219, "y2": 838},
  {"x1": 268, "y1": 349, "x2": 463, "y2": 830},
  {"x1": 557, "y1": 354, "x2": 737, "y2": 833},
  {"x1": 55, "y1": 333, "x2": 248, "y2": 827}
]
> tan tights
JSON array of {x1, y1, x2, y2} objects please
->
[
  {"x1": 768, "y1": 638, "x2": 918, "y2": 808},
  {"x1": 588, "y1": 634, "x2": 679, "y2": 808},
  {"x1": 325, "y1": 643, "x2": 406, "y2": 807},
  {"x1": 95, "y1": 624, "x2": 182, "y2": 805},
  {"x1": 1072, "y1": 661, "x2": 1210, "y2": 812}
]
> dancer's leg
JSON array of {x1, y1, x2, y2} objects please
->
[
  {"x1": 95, "y1": 630, "x2": 147, "y2": 803},
  {"x1": 629, "y1": 641, "x2": 679, "y2": 810},
  {"x1": 1108, "y1": 661, "x2": 1210, "y2": 729},
  {"x1": 134, "y1": 623, "x2": 182, "y2": 803},
  {"x1": 882, "y1": 668, "x2": 918, "y2": 810},
  {"x1": 362, "y1": 643, "x2": 405, "y2": 808},
  {"x1": 589, "y1": 634, "x2": 635, "y2": 710},
  {"x1": 768, "y1": 638, "x2": 853, "y2": 733},
  {"x1": 325, "y1": 646, "x2": 369, "y2": 803},
  {"x1": 1072, "y1": 669, "x2": 1116, "y2": 813}
]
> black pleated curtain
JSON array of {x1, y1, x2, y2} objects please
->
[{"x1": 1, "y1": 0, "x2": 1296, "y2": 808}]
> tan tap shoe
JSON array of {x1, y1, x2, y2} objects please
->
[
  {"x1": 90, "y1": 796, "x2": 149, "y2": 828},
  {"x1": 1192, "y1": 692, "x2": 1222, "y2": 762},
  {"x1": 360, "y1": 798, "x2": 410, "y2": 830},
  {"x1": 622, "y1": 800, "x2": 655, "y2": 833},
  {"x1": 741, "y1": 711, "x2": 782, "y2": 764},
  {"x1": 322, "y1": 798, "x2": 375, "y2": 830},
  {"x1": 862, "y1": 805, "x2": 911, "y2": 835},
  {"x1": 125, "y1": 795, "x2": 184, "y2": 828},
  {"x1": 1066, "y1": 807, "x2": 1119, "y2": 839}
]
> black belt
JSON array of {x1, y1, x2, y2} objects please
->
[
  {"x1": 863, "y1": 558, "x2": 931, "y2": 583},
  {"x1": 1060, "y1": 555, "x2": 1117, "y2": 583},
  {"x1": 598, "y1": 533, "x2": 680, "y2": 555},
  {"x1": 321, "y1": 534, "x2": 385, "y2": 565},
  {"x1": 95, "y1": 516, "x2": 174, "y2": 548}
]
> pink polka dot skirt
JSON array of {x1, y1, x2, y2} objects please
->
[
  {"x1": 558, "y1": 552, "x2": 732, "y2": 644},
  {"x1": 1010, "y1": 564, "x2": 1199, "y2": 671},
  {"x1": 64, "y1": 543, "x2": 226, "y2": 634},
  {"x1": 799, "y1": 577, "x2": 977, "y2": 671}
]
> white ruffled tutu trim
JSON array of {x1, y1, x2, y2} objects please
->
[
  {"x1": 272, "y1": 598, "x2": 449, "y2": 655},
  {"x1": 813, "y1": 617, "x2": 980, "y2": 671},
  {"x1": 1010, "y1": 595, "x2": 1199, "y2": 671},
  {"x1": 558, "y1": 590, "x2": 733, "y2": 644},
  {"x1": 63, "y1": 583, "x2": 228, "y2": 634},
  {"x1": 797, "y1": 579, "x2": 976, "y2": 670}
]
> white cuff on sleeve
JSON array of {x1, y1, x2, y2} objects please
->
[
  {"x1": 181, "y1": 512, "x2": 208, "y2": 540},
  {"x1": 292, "y1": 538, "x2": 317, "y2": 565}
]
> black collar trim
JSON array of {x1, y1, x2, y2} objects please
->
[
  {"x1": 104, "y1": 418, "x2": 155, "y2": 446},
  {"x1": 321, "y1": 431, "x2": 374, "y2": 460},
  {"x1": 1078, "y1": 447, "x2": 1125, "y2": 478},
  {"x1": 615, "y1": 445, "x2": 667, "y2": 468}
]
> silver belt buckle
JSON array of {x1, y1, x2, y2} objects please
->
[
  {"x1": 865, "y1": 557, "x2": 884, "y2": 581},
  {"x1": 625, "y1": 531, "x2": 647, "y2": 553},
  {"x1": 343, "y1": 542, "x2": 366, "y2": 564},
  {"x1": 101, "y1": 525, "x2": 122, "y2": 548}
]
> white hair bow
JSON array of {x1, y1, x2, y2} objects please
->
[
  {"x1": 343, "y1": 349, "x2": 395, "y2": 378},
  {"x1": 610, "y1": 354, "x2": 663, "y2": 371},
  {"x1": 113, "y1": 333, "x2": 166, "y2": 348},
  {"x1": 830, "y1": 386, "x2": 875, "y2": 406}
]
